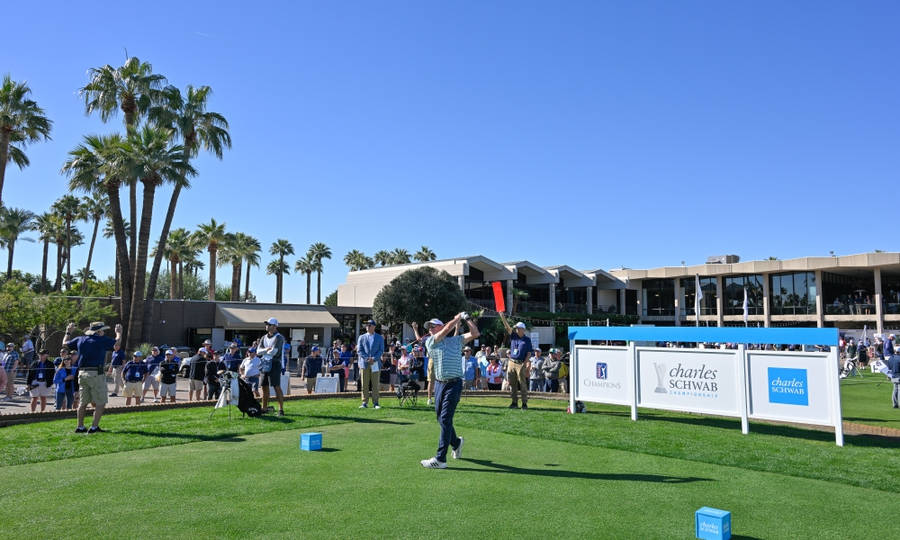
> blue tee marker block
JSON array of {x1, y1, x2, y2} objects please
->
[
  {"x1": 695, "y1": 507, "x2": 731, "y2": 540},
  {"x1": 300, "y1": 432, "x2": 322, "y2": 451}
]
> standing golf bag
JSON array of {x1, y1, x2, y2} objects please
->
[{"x1": 237, "y1": 377, "x2": 262, "y2": 417}]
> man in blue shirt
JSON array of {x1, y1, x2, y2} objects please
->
[
  {"x1": 421, "y1": 312, "x2": 479, "y2": 469},
  {"x1": 122, "y1": 351, "x2": 149, "y2": 406},
  {"x1": 499, "y1": 313, "x2": 533, "y2": 409},
  {"x1": 301, "y1": 346, "x2": 325, "y2": 394},
  {"x1": 356, "y1": 319, "x2": 384, "y2": 409},
  {"x1": 222, "y1": 343, "x2": 243, "y2": 372},
  {"x1": 142, "y1": 346, "x2": 164, "y2": 403},
  {"x1": 63, "y1": 321, "x2": 122, "y2": 433},
  {"x1": 107, "y1": 343, "x2": 125, "y2": 397},
  {"x1": 1, "y1": 342, "x2": 19, "y2": 400}
]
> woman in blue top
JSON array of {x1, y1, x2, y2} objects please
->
[{"x1": 53, "y1": 356, "x2": 77, "y2": 410}]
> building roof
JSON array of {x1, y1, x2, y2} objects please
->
[{"x1": 215, "y1": 303, "x2": 339, "y2": 330}]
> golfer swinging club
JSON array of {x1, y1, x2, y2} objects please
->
[{"x1": 421, "y1": 312, "x2": 479, "y2": 469}]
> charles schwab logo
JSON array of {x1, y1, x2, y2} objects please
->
[
  {"x1": 655, "y1": 362, "x2": 719, "y2": 398},
  {"x1": 767, "y1": 367, "x2": 809, "y2": 406},
  {"x1": 584, "y1": 362, "x2": 620, "y2": 390}
]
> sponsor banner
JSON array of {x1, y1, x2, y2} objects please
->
[
  {"x1": 574, "y1": 347, "x2": 630, "y2": 405},
  {"x1": 637, "y1": 348, "x2": 741, "y2": 417},
  {"x1": 747, "y1": 352, "x2": 833, "y2": 425}
]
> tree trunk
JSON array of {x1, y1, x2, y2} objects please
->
[
  {"x1": 106, "y1": 182, "x2": 132, "y2": 341},
  {"x1": 81, "y1": 217, "x2": 100, "y2": 293},
  {"x1": 169, "y1": 259, "x2": 177, "y2": 299},
  {"x1": 129, "y1": 181, "x2": 137, "y2": 283},
  {"x1": 208, "y1": 247, "x2": 217, "y2": 301},
  {"x1": 127, "y1": 180, "x2": 156, "y2": 349},
  {"x1": 114, "y1": 252, "x2": 120, "y2": 296},
  {"x1": 142, "y1": 183, "x2": 183, "y2": 341},
  {"x1": 0, "y1": 131, "x2": 9, "y2": 207},
  {"x1": 231, "y1": 261, "x2": 241, "y2": 301},
  {"x1": 178, "y1": 261, "x2": 183, "y2": 299},
  {"x1": 65, "y1": 218, "x2": 72, "y2": 291},
  {"x1": 53, "y1": 241, "x2": 62, "y2": 291},
  {"x1": 316, "y1": 270, "x2": 322, "y2": 304},
  {"x1": 306, "y1": 272, "x2": 311, "y2": 304},
  {"x1": 244, "y1": 261, "x2": 251, "y2": 300},
  {"x1": 5, "y1": 242, "x2": 14, "y2": 279},
  {"x1": 40, "y1": 239, "x2": 48, "y2": 293}
]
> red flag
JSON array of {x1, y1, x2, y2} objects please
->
[{"x1": 492, "y1": 281, "x2": 506, "y2": 313}]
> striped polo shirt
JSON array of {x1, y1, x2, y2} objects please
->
[{"x1": 425, "y1": 335, "x2": 463, "y2": 382}]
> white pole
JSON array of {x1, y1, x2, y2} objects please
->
[
  {"x1": 738, "y1": 344, "x2": 749, "y2": 435},
  {"x1": 629, "y1": 341, "x2": 638, "y2": 421},
  {"x1": 569, "y1": 338, "x2": 577, "y2": 414},
  {"x1": 828, "y1": 347, "x2": 844, "y2": 446}
]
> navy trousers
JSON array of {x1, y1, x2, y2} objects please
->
[{"x1": 434, "y1": 378, "x2": 462, "y2": 462}]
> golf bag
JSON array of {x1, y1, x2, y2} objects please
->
[{"x1": 237, "y1": 377, "x2": 262, "y2": 417}]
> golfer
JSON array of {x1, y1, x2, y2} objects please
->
[
  {"x1": 63, "y1": 321, "x2": 122, "y2": 433},
  {"x1": 420, "y1": 312, "x2": 479, "y2": 469}
]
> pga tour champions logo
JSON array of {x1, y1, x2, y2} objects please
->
[
  {"x1": 583, "y1": 362, "x2": 620, "y2": 390},
  {"x1": 767, "y1": 367, "x2": 809, "y2": 406},
  {"x1": 652, "y1": 362, "x2": 719, "y2": 398}
]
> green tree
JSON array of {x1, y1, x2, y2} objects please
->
[
  {"x1": 0, "y1": 74, "x2": 53, "y2": 207},
  {"x1": 34, "y1": 212, "x2": 60, "y2": 293},
  {"x1": 372, "y1": 267, "x2": 467, "y2": 329},
  {"x1": 79, "y1": 191, "x2": 107, "y2": 293},
  {"x1": 0, "y1": 206, "x2": 36, "y2": 278},
  {"x1": 414, "y1": 246, "x2": 436, "y2": 262},
  {"x1": 295, "y1": 254, "x2": 313, "y2": 304},
  {"x1": 373, "y1": 250, "x2": 391, "y2": 267},
  {"x1": 102, "y1": 216, "x2": 130, "y2": 297},
  {"x1": 50, "y1": 195, "x2": 83, "y2": 291},
  {"x1": 390, "y1": 248, "x2": 411, "y2": 265},
  {"x1": 218, "y1": 233, "x2": 243, "y2": 301},
  {"x1": 344, "y1": 249, "x2": 373, "y2": 271},
  {"x1": 194, "y1": 218, "x2": 226, "y2": 302},
  {"x1": 324, "y1": 290, "x2": 337, "y2": 306},
  {"x1": 308, "y1": 242, "x2": 331, "y2": 304},
  {"x1": 269, "y1": 239, "x2": 294, "y2": 303},
  {"x1": 242, "y1": 235, "x2": 261, "y2": 301}
]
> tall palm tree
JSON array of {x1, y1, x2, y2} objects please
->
[
  {"x1": 308, "y1": 242, "x2": 331, "y2": 304},
  {"x1": 102, "y1": 217, "x2": 130, "y2": 297},
  {"x1": 344, "y1": 249, "x2": 365, "y2": 270},
  {"x1": 79, "y1": 191, "x2": 107, "y2": 293},
  {"x1": 63, "y1": 134, "x2": 133, "y2": 325},
  {"x1": 242, "y1": 235, "x2": 261, "y2": 300},
  {"x1": 218, "y1": 233, "x2": 243, "y2": 301},
  {"x1": 414, "y1": 246, "x2": 436, "y2": 262},
  {"x1": 269, "y1": 239, "x2": 294, "y2": 303},
  {"x1": 266, "y1": 259, "x2": 290, "y2": 302},
  {"x1": 35, "y1": 212, "x2": 60, "y2": 293},
  {"x1": 374, "y1": 250, "x2": 391, "y2": 267},
  {"x1": 120, "y1": 125, "x2": 193, "y2": 346},
  {"x1": 295, "y1": 255, "x2": 313, "y2": 304},
  {"x1": 143, "y1": 84, "x2": 230, "y2": 324},
  {"x1": 194, "y1": 218, "x2": 226, "y2": 302},
  {"x1": 52, "y1": 223, "x2": 83, "y2": 291},
  {"x1": 51, "y1": 195, "x2": 84, "y2": 291},
  {"x1": 0, "y1": 74, "x2": 53, "y2": 207},
  {"x1": 390, "y1": 248, "x2": 411, "y2": 265},
  {"x1": 164, "y1": 227, "x2": 191, "y2": 298},
  {"x1": 0, "y1": 206, "x2": 36, "y2": 278}
]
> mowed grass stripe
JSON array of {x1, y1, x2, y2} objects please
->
[{"x1": 0, "y1": 422, "x2": 897, "y2": 539}]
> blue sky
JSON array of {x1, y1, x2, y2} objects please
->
[{"x1": 3, "y1": 1, "x2": 899, "y2": 303}]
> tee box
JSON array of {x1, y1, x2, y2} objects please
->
[
  {"x1": 695, "y1": 507, "x2": 731, "y2": 540},
  {"x1": 300, "y1": 432, "x2": 322, "y2": 451}
]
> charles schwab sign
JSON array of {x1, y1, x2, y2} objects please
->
[{"x1": 638, "y1": 349, "x2": 740, "y2": 417}]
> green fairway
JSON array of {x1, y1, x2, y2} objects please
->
[
  {"x1": 1, "y1": 417, "x2": 898, "y2": 539},
  {"x1": 839, "y1": 370, "x2": 900, "y2": 430}
]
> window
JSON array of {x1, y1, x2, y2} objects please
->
[
  {"x1": 724, "y1": 275, "x2": 763, "y2": 315},
  {"x1": 680, "y1": 277, "x2": 717, "y2": 316},
  {"x1": 770, "y1": 272, "x2": 816, "y2": 315},
  {"x1": 642, "y1": 279, "x2": 674, "y2": 316}
]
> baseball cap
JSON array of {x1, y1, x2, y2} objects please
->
[
  {"x1": 265, "y1": 317, "x2": 279, "y2": 326},
  {"x1": 229, "y1": 342, "x2": 239, "y2": 348},
  {"x1": 39, "y1": 349, "x2": 49, "y2": 355},
  {"x1": 133, "y1": 351, "x2": 144, "y2": 357},
  {"x1": 165, "y1": 349, "x2": 175, "y2": 356},
  {"x1": 202, "y1": 339, "x2": 212, "y2": 345},
  {"x1": 514, "y1": 322, "x2": 527, "y2": 329},
  {"x1": 311, "y1": 346, "x2": 320, "y2": 352},
  {"x1": 365, "y1": 319, "x2": 376, "y2": 326},
  {"x1": 248, "y1": 347, "x2": 257, "y2": 353},
  {"x1": 424, "y1": 318, "x2": 443, "y2": 329}
]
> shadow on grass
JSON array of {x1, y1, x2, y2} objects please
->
[
  {"x1": 114, "y1": 430, "x2": 246, "y2": 443},
  {"x1": 305, "y1": 414, "x2": 414, "y2": 426},
  {"x1": 456, "y1": 459, "x2": 711, "y2": 484}
]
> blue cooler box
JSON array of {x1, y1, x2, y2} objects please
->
[
  {"x1": 695, "y1": 507, "x2": 731, "y2": 540},
  {"x1": 300, "y1": 432, "x2": 322, "y2": 451}
]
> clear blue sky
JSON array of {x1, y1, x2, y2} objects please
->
[{"x1": 3, "y1": 1, "x2": 899, "y2": 304}]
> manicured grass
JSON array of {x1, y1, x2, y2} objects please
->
[
  {"x1": 1, "y1": 419, "x2": 898, "y2": 539},
  {"x1": 839, "y1": 370, "x2": 900, "y2": 430}
]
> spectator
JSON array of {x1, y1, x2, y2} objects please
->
[
  {"x1": 301, "y1": 346, "x2": 324, "y2": 394},
  {"x1": 142, "y1": 346, "x2": 164, "y2": 403},
  {"x1": 477, "y1": 346, "x2": 491, "y2": 390},
  {"x1": 328, "y1": 348, "x2": 348, "y2": 392},
  {"x1": 542, "y1": 349, "x2": 562, "y2": 393},
  {"x1": 356, "y1": 319, "x2": 384, "y2": 409},
  {"x1": 884, "y1": 334, "x2": 896, "y2": 360},
  {"x1": 20, "y1": 334, "x2": 35, "y2": 368},
  {"x1": 188, "y1": 349, "x2": 208, "y2": 401},
  {"x1": 339, "y1": 344, "x2": 354, "y2": 391},
  {"x1": 28, "y1": 349, "x2": 55, "y2": 412},
  {"x1": 485, "y1": 354, "x2": 503, "y2": 390},
  {"x1": 463, "y1": 346, "x2": 479, "y2": 391},
  {"x1": 158, "y1": 349, "x2": 179, "y2": 403},
  {"x1": 122, "y1": 351, "x2": 148, "y2": 406},
  {"x1": 380, "y1": 351, "x2": 394, "y2": 393},
  {"x1": 2, "y1": 342, "x2": 19, "y2": 400},
  {"x1": 53, "y1": 354, "x2": 77, "y2": 410},
  {"x1": 558, "y1": 351, "x2": 569, "y2": 393},
  {"x1": 206, "y1": 351, "x2": 223, "y2": 401},
  {"x1": 240, "y1": 348, "x2": 261, "y2": 398},
  {"x1": 498, "y1": 314, "x2": 533, "y2": 409},
  {"x1": 107, "y1": 342, "x2": 125, "y2": 397},
  {"x1": 222, "y1": 343, "x2": 243, "y2": 372},
  {"x1": 64, "y1": 321, "x2": 122, "y2": 433},
  {"x1": 529, "y1": 348, "x2": 545, "y2": 392},
  {"x1": 888, "y1": 353, "x2": 900, "y2": 408},
  {"x1": 258, "y1": 317, "x2": 286, "y2": 416}
]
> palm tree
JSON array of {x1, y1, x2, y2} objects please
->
[
  {"x1": 51, "y1": 195, "x2": 84, "y2": 291},
  {"x1": 218, "y1": 233, "x2": 243, "y2": 301},
  {"x1": 242, "y1": 235, "x2": 261, "y2": 300},
  {"x1": 164, "y1": 228, "x2": 191, "y2": 299},
  {"x1": 374, "y1": 250, "x2": 391, "y2": 267},
  {"x1": 79, "y1": 191, "x2": 107, "y2": 293},
  {"x1": 194, "y1": 218, "x2": 227, "y2": 301},
  {"x1": 308, "y1": 242, "x2": 332, "y2": 304},
  {"x1": 269, "y1": 239, "x2": 294, "y2": 303},
  {"x1": 0, "y1": 74, "x2": 53, "y2": 207},
  {"x1": 102, "y1": 216, "x2": 130, "y2": 297},
  {"x1": 184, "y1": 252, "x2": 204, "y2": 278},
  {"x1": 143, "y1": 84, "x2": 230, "y2": 324},
  {"x1": 390, "y1": 248, "x2": 411, "y2": 265},
  {"x1": 344, "y1": 249, "x2": 365, "y2": 270},
  {"x1": 0, "y1": 206, "x2": 36, "y2": 278},
  {"x1": 34, "y1": 212, "x2": 60, "y2": 293},
  {"x1": 295, "y1": 255, "x2": 313, "y2": 304},
  {"x1": 414, "y1": 246, "x2": 436, "y2": 262}
]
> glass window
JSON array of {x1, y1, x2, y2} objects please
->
[
  {"x1": 724, "y1": 275, "x2": 763, "y2": 315},
  {"x1": 679, "y1": 277, "x2": 716, "y2": 316},
  {"x1": 641, "y1": 279, "x2": 674, "y2": 316},
  {"x1": 770, "y1": 272, "x2": 816, "y2": 315}
]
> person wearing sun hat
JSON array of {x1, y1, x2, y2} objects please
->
[
  {"x1": 63, "y1": 321, "x2": 122, "y2": 433},
  {"x1": 497, "y1": 313, "x2": 533, "y2": 409}
]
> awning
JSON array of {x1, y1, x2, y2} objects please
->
[{"x1": 215, "y1": 304, "x2": 339, "y2": 330}]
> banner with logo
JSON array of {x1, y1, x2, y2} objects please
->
[
  {"x1": 636, "y1": 349, "x2": 742, "y2": 417},
  {"x1": 573, "y1": 346, "x2": 631, "y2": 405},
  {"x1": 746, "y1": 351, "x2": 834, "y2": 425}
]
